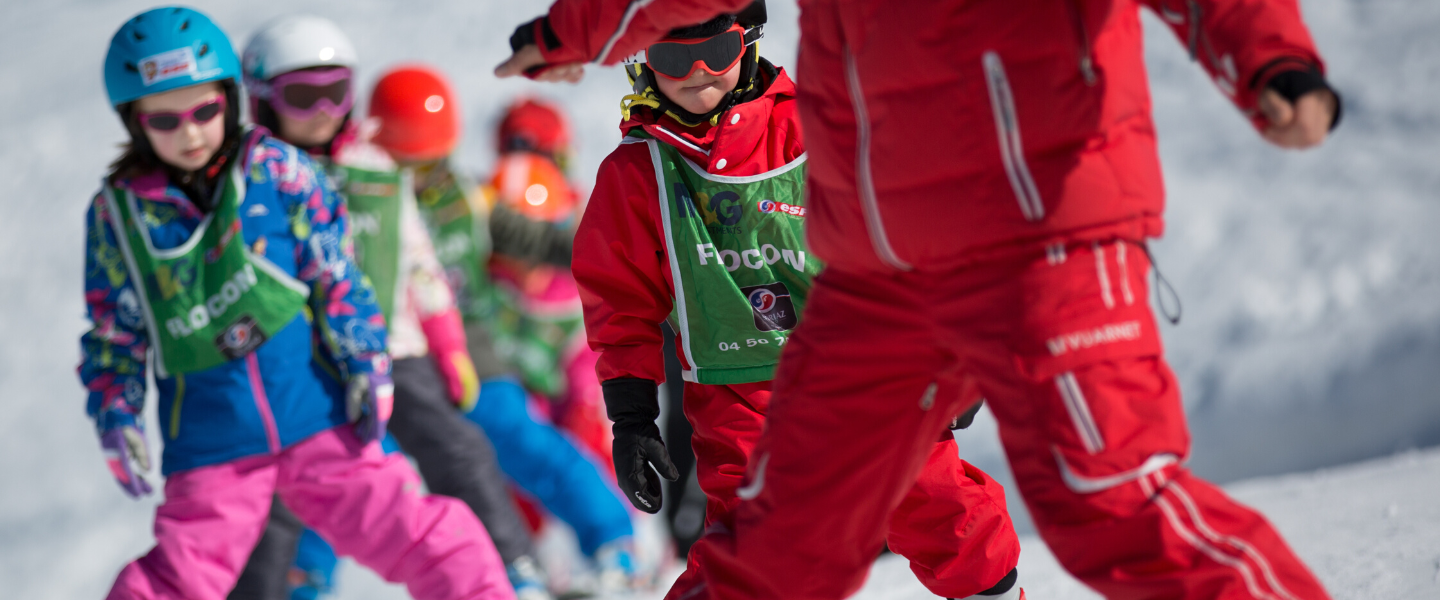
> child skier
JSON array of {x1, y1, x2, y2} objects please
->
[
  {"x1": 238, "y1": 15, "x2": 546, "y2": 600},
  {"x1": 83, "y1": 7, "x2": 513, "y2": 600},
  {"x1": 569, "y1": 6, "x2": 1023, "y2": 600},
  {"x1": 487, "y1": 99, "x2": 610, "y2": 470},
  {"x1": 366, "y1": 67, "x2": 647, "y2": 594}
]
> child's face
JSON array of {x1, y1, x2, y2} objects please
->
[
  {"x1": 276, "y1": 108, "x2": 345, "y2": 148},
  {"x1": 135, "y1": 83, "x2": 226, "y2": 172},
  {"x1": 653, "y1": 60, "x2": 742, "y2": 117}
]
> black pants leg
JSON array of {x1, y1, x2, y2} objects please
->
[
  {"x1": 387, "y1": 356, "x2": 536, "y2": 565},
  {"x1": 227, "y1": 496, "x2": 303, "y2": 600}
]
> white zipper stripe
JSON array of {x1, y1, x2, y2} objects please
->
[
  {"x1": 1155, "y1": 492, "x2": 1278, "y2": 600},
  {"x1": 652, "y1": 126, "x2": 712, "y2": 157},
  {"x1": 647, "y1": 139, "x2": 700, "y2": 381},
  {"x1": 102, "y1": 184, "x2": 171, "y2": 378},
  {"x1": 1168, "y1": 483, "x2": 1302, "y2": 600},
  {"x1": 595, "y1": 0, "x2": 656, "y2": 65},
  {"x1": 1053, "y1": 448, "x2": 1179, "y2": 494},
  {"x1": 1094, "y1": 242, "x2": 1115, "y2": 309},
  {"x1": 982, "y1": 51, "x2": 1045, "y2": 222},
  {"x1": 1055, "y1": 372, "x2": 1104, "y2": 453},
  {"x1": 1116, "y1": 241, "x2": 1135, "y2": 305},
  {"x1": 844, "y1": 45, "x2": 913, "y2": 271}
]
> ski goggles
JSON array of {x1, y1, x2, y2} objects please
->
[
  {"x1": 138, "y1": 95, "x2": 227, "y2": 132},
  {"x1": 626, "y1": 24, "x2": 763, "y2": 81},
  {"x1": 267, "y1": 67, "x2": 353, "y2": 120}
]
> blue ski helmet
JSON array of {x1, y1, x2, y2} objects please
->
[{"x1": 103, "y1": 7, "x2": 241, "y2": 108}]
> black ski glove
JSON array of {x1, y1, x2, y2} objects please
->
[
  {"x1": 950, "y1": 399, "x2": 984, "y2": 430},
  {"x1": 603, "y1": 377, "x2": 680, "y2": 513}
]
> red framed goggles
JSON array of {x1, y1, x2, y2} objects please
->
[
  {"x1": 138, "y1": 95, "x2": 227, "y2": 132},
  {"x1": 633, "y1": 24, "x2": 763, "y2": 81}
]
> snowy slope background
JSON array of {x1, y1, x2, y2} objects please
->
[{"x1": 0, "y1": 0, "x2": 1437, "y2": 598}]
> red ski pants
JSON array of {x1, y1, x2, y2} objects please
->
[
  {"x1": 685, "y1": 240, "x2": 1330, "y2": 600},
  {"x1": 665, "y1": 381, "x2": 1019, "y2": 600}
]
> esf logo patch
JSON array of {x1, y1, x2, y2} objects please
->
[
  {"x1": 214, "y1": 314, "x2": 267, "y2": 360},
  {"x1": 756, "y1": 199, "x2": 806, "y2": 218},
  {"x1": 739, "y1": 282, "x2": 798, "y2": 332}
]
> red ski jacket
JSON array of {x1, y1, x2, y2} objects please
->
[
  {"x1": 572, "y1": 70, "x2": 803, "y2": 383},
  {"x1": 536, "y1": 0, "x2": 1324, "y2": 272}
]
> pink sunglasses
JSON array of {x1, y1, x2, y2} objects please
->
[
  {"x1": 268, "y1": 67, "x2": 354, "y2": 120},
  {"x1": 138, "y1": 95, "x2": 227, "y2": 132}
]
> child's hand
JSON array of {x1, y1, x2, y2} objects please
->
[
  {"x1": 347, "y1": 371, "x2": 395, "y2": 444},
  {"x1": 438, "y1": 351, "x2": 480, "y2": 413},
  {"x1": 101, "y1": 426, "x2": 153, "y2": 498}
]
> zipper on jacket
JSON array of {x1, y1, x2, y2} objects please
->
[
  {"x1": 168, "y1": 374, "x2": 185, "y2": 439},
  {"x1": 982, "y1": 52, "x2": 1046, "y2": 222},
  {"x1": 1066, "y1": 0, "x2": 1098, "y2": 86},
  {"x1": 246, "y1": 353, "x2": 283, "y2": 454},
  {"x1": 843, "y1": 44, "x2": 913, "y2": 271}
]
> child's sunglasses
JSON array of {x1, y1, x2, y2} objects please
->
[
  {"x1": 639, "y1": 24, "x2": 761, "y2": 81},
  {"x1": 138, "y1": 96, "x2": 227, "y2": 132},
  {"x1": 268, "y1": 67, "x2": 354, "y2": 120}
]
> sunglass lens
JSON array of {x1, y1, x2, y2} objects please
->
[
  {"x1": 145, "y1": 115, "x2": 181, "y2": 131},
  {"x1": 192, "y1": 101, "x2": 223, "y2": 123}
]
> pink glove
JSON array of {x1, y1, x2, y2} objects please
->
[
  {"x1": 101, "y1": 426, "x2": 152, "y2": 498},
  {"x1": 420, "y1": 308, "x2": 480, "y2": 411}
]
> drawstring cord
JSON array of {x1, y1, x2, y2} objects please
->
[
  {"x1": 620, "y1": 94, "x2": 661, "y2": 122},
  {"x1": 1142, "y1": 242, "x2": 1183, "y2": 325}
]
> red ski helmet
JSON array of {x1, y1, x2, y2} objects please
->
[
  {"x1": 368, "y1": 64, "x2": 459, "y2": 162},
  {"x1": 496, "y1": 98, "x2": 572, "y2": 164}
]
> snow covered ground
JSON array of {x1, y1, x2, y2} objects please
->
[
  {"x1": 341, "y1": 446, "x2": 1440, "y2": 599},
  {"x1": 1, "y1": 0, "x2": 1438, "y2": 598}
]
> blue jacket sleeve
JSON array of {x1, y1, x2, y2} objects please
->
[
  {"x1": 280, "y1": 148, "x2": 390, "y2": 376},
  {"x1": 78, "y1": 193, "x2": 148, "y2": 434}
]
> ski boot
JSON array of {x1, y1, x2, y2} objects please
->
[{"x1": 508, "y1": 555, "x2": 556, "y2": 600}]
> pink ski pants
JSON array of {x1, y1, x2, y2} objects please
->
[{"x1": 106, "y1": 426, "x2": 516, "y2": 600}]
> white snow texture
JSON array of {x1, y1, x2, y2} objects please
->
[{"x1": 0, "y1": 0, "x2": 1436, "y2": 598}]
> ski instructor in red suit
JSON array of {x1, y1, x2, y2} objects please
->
[{"x1": 498, "y1": 1, "x2": 1340, "y2": 599}]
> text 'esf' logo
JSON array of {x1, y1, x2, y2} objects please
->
[
  {"x1": 756, "y1": 199, "x2": 806, "y2": 218},
  {"x1": 739, "y1": 282, "x2": 797, "y2": 332}
]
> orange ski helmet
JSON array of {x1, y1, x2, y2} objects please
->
[
  {"x1": 490, "y1": 152, "x2": 578, "y2": 224},
  {"x1": 368, "y1": 64, "x2": 459, "y2": 162}
]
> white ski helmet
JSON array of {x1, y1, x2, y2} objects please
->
[{"x1": 242, "y1": 14, "x2": 357, "y2": 94}]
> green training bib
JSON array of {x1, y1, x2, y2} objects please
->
[
  {"x1": 646, "y1": 137, "x2": 821, "y2": 384},
  {"x1": 332, "y1": 164, "x2": 405, "y2": 322},
  {"x1": 414, "y1": 167, "x2": 493, "y2": 321},
  {"x1": 103, "y1": 166, "x2": 310, "y2": 376}
]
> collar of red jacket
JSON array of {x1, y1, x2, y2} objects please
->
[{"x1": 621, "y1": 67, "x2": 795, "y2": 173}]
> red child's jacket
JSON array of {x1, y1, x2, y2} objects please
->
[{"x1": 573, "y1": 68, "x2": 803, "y2": 384}]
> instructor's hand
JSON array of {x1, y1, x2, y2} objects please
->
[
  {"x1": 1260, "y1": 88, "x2": 1336, "y2": 149},
  {"x1": 494, "y1": 44, "x2": 585, "y2": 83}
]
